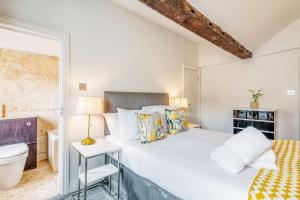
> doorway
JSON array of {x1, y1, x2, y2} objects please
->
[
  {"x1": 0, "y1": 16, "x2": 70, "y2": 198},
  {"x1": 183, "y1": 65, "x2": 201, "y2": 123}
]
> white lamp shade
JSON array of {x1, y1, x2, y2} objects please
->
[
  {"x1": 174, "y1": 98, "x2": 189, "y2": 108},
  {"x1": 76, "y1": 97, "x2": 102, "y2": 115}
]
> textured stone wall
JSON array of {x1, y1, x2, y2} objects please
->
[{"x1": 0, "y1": 48, "x2": 59, "y2": 161}]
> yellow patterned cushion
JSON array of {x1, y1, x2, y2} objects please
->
[
  {"x1": 248, "y1": 140, "x2": 300, "y2": 200},
  {"x1": 165, "y1": 108, "x2": 189, "y2": 134},
  {"x1": 137, "y1": 112, "x2": 167, "y2": 143}
]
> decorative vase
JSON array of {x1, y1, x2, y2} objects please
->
[{"x1": 250, "y1": 101, "x2": 259, "y2": 109}]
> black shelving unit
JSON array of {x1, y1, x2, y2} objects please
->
[{"x1": 233, "y1": 108, "x2": 277, "y2": 140}]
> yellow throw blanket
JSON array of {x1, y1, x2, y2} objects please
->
[{"x1": 249, "y1": 140, "x2": 300, "y2": 200}]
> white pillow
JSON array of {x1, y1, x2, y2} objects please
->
[
  {"x1": 103, "y1": 113, "x2": 120, "y2": 138},
  {"x1": 248, "y1": 149, "x2": 277, "y2": 170},
  {"x1": 142, "y1": 105, "x2": 178, "y2": 133},
  {"x1": 117, "y1": 108, "x2": 140, "y2": 141},
  {"x1": 224, "y1": 127, "x2": 272, "y2": 165},
  {"x1": 210, "y1": 145, "x2": 245, "y2": 174},
  {"x1": 142, "y1": 105, "x2": 178, "y2": 110}
]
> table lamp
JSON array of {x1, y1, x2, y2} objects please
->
[
  {"x1": 76, "y1": 96, "x2": 102, "y2": 145},
  {"x1": 174, "y1": 97, "x2": 189, "y2": 108}
]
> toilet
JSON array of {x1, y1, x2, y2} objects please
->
[{"x1": 0, "y1": 143, "x2": 28, "y2": 190}]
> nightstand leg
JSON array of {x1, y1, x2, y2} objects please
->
[
  {"x1": 109, "y1": 153, "x2": 112, "y2": 194},
  {"x1": 77, "y1": 155, "x2": 81, "y2": 200},
  {"x1": 117, "y1": 172, "x2": 120, "y2": 200},
  {"x1": 109, "y1": 175, "x2": 111, "y2": 194},
  {"x1": 117, "y1": 152, "x2": 120, "y2": 200},
  {"x1": 84, "y1": 158, "x2": 88, "y2": 200}
]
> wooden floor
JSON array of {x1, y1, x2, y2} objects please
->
[{"x1": 0, "y1": 160, "x2": 59, "y2": 200}]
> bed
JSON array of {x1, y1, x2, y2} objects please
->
[{"x1": 103, "y1": 91, "x2": 300, "y2": 200}]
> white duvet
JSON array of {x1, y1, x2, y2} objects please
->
[{"x1": 106, "y1": 128, "x2": 259, "y2": 200}]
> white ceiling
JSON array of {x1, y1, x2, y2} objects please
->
[
  {"x1": 110, "y1": 0, "x2": 209, "y2": 46},
  {"x1": 111, "y1": 0, "x2": 300, "y2": 51}
]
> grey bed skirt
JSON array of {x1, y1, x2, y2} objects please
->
[{"x1": 106, "y1": 155, "x2": 181, "y2": 200}]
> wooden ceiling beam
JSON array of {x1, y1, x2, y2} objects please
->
[{"x1": 138, "y1": 0, "x2": 252, "y2": 59}]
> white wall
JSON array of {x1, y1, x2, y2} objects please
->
[
  {"x1": 199, "y1": 17, "x2": 300, "y2": 140},
  {"x1": 198, "y1": 43, "x2": 238, "y2": 67},
  {"x1": 0, "y1": 0, "x2": 199, "y2": 190},
  {"x1": 201, "y1": 51, "x2": 300, "y2": 139}
]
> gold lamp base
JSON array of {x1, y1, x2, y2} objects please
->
[{"x1": 81, "y1": 137, "x2": 95, "y2": 145}]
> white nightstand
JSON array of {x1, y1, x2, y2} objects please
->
[
  {"x1": 188, "y1": 123, "x2": 201, "y2": 129},
  {"x1": 72, "y1": 138, "x2": 121, "y2": 200}
]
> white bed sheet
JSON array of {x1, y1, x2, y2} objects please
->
[{"x1": 106, "y1": 128, "x2": 258, "y2": 200}]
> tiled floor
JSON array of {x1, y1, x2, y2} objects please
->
[
  {"x1": 0, "y1": 160, "x2": 59, "y2": 200},
  {"x1": 48, "y1": 185, "x2": 115, "y2": 200}
]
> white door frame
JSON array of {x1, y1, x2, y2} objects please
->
[
  {"x1": 0, "y1": 15, "x2": 71, "y2": 196},
  {"x1": 182, "y1": 64, "x2": 201, "y2": 123},
  {"x1": 299, "y1": 55, "x2": 300, "y2": 140}
]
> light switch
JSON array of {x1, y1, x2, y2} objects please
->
[
  {"x1": 287, "y1": 90, "x2": 295, "y2": 96},
  {"x1": 79, "y1": 83, "x2": 87, "y2": 91}
]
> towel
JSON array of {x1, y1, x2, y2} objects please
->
[{"x1": 248, "y1": 149, "x2": 277, "y2": 170}]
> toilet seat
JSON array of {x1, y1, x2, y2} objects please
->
[{"x1": 0, "y1": 143, "x2": 29, "y2": 166}]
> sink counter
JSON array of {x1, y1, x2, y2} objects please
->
[{"x1": 0, "y1": 116, "x2": 37, "y2": 121}]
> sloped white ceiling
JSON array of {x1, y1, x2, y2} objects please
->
[
  {"x1": 110, "y1": 0, "x2": 210, "y2": 46},
  {"x1": 111, "y1": 0, "x2": 300, "y2": 51},
  {"x1": 189, "y1": 0, "x2": 300, "y2": 50}
]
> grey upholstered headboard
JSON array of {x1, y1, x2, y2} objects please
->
[{"x1": 103, "y1": 91, "x2": 169, "y2": 135}]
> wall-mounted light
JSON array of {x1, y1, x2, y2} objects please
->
[{"x1": 79, "y1": 83, "x2": 87, "y2": 91}]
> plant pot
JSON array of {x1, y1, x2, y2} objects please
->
[{"x1": 250, "y1": 101, "x2": 259, "y2": 109}]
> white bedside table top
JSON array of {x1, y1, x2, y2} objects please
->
[{"x1": 72, "y1": 138, "x2": 120, "y2": 158}]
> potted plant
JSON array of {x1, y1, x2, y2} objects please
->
[{"x1": 249, "y1": 89, "x2": 263, "y2": 109}]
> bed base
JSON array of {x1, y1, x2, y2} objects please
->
[{"x1": 106, "y1": 155, "x2": 181, "y2": 200}]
